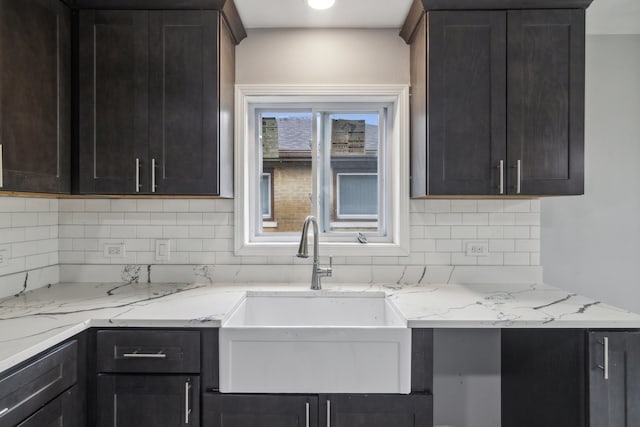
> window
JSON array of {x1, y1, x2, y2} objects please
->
[{"x1": 235, "y1": 85, "x2": 410, "y2": 257}]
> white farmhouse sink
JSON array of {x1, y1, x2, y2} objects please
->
[{"x1": 219, "y1": 291, "x2": 411, "y2": 394}]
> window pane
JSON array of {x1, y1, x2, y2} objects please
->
[
  {"x1": 260, "y1": 112, "x2": 313, "y2": 233},
  {"x1": 261, "y1": 174, "x2": 271, "y2": 218},
  {"x1": 338, "y1": 174, "x2": 378, "y2": 216},
  {"x1": 325, "y1": 113, "x2": 380, "y2": 232}
]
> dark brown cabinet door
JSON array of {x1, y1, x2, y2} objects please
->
[
  {"x1": 323, "y1": 394, "x2": 432, "y2": 427},
  {"x1": 97, "y1": 375, "x2": 200, "y2": 427},
  {"x1": 202, "y1": 394, "x2": 318, "y2": 427},
  {"x1": 77, "y1": 10, "x2": 149, "y2": 194},
  {"x1": 589, "y1": 332, "x2": 640, "y2": 427},
  {"x1": 0, "y1": 0, "x2": 70, "y2": 193},
  {"x1": 426, "y1": 11, "x2": 507, "y2": 196},
  {"x1": 507, "y1": 9, "x2": 585, "y2": 195},
  {"x1": 148, "y1": 11, "x2": 220, "y2": 195},
  {"x1": 17, "y1": 386, "x2": 79, "y2": 427}
]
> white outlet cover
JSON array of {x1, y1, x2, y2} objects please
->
[
  {"x1": 103, "y1": 243, "x2": 126, "y2": 258},
  {"x1": 465, "y1": 241, "x2": 489, "y2": 257},
  {"x1": 155, "y1": 239, "x2": 171, "y2": 261}
]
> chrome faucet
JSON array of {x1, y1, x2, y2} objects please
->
[{"x1": 296, "y1": 216, "x2": 332, "y2": 290}]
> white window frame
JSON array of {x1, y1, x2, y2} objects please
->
[
  {"x1": 234, "y1": 85, "x2": 410, "y2": 257},
  {"x1": 335, "y1": 173, "x2": 379, "y2": 220}
]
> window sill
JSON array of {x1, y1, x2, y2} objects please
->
[{"x1": 235, "y1": 240, "x2": 410, "y2": 257}]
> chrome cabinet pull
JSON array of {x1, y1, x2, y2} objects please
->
[
  {"x1": 516, "y1": 159, "x2": 522, "y2": 194},
  {"x1": 0, "y1": 407, "x2": 9, "y2": 416},
  {"x1": 0, "y1": 144, "x2": 3, "y2": 188},
  {"x1": 151, "y1": 158, "x2": 157, "y2": 193},
  {"x1": 185, "y1": 379, "x2": 192, "y2": 424},
  {"x1": 597, "y1": 336, "x2": 609, "y2": 380},
  {"x1": 498, "y1": 160, "x2": 504, "y2": 194},
  {"x1": 135, "y1": 158, "x2": 141, "y2": 193},
  {"x1": 305, "y1": 402, "x2": 310, "y2": 427},
  {"x1": 122, "y1": 353, "x2": 167, "y2": 359},
  {"x1": 326, "y1": 400, "x2": 331, "y2": 427}
]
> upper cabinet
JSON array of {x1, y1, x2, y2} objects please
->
[
  {"x1": 0, "y1": 0, "x2": 70, "y2": 193},
  {"x1": 75, "y1": 0, "x2": 245, "y2": 196},
  {"x1": 402, "y1": 0, "x2": 591, "y2": 197}
]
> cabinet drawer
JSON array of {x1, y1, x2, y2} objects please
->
[
  {"x1": 17, "y1": 385, "x2": 78, "y2": 427},
  {"x1": 96, "y1": 330, "x2": 200, "y2": 373},
  {"x1": 0, "y1": 340, "x2": 78, "y2": 427}
]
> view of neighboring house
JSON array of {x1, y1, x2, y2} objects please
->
[{"x1": 260, "y1": 115, "x2": 379, "y2": 233}]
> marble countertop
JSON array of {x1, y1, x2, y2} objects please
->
[{"x1": 1, "y1": 280, "x2": 640, "y2": 374}]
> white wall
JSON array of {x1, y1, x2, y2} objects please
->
[{"x1": 542, "y1": 35, "x2": 640, "y2": 314}]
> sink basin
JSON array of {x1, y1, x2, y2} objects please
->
[{"x1": 219, "y1": 291, "x2": 411, "y2": 394}]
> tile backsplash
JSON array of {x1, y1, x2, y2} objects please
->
[{"x1": 0, "y1": 196, "x2": 541, "y2": 295}]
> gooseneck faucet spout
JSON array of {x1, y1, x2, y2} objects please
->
[{"x1": 297, "y1": 216, "x2": 332, "y2": 290}]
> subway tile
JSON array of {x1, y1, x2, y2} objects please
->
[
  {"x1": 215, "y1": 225, "x2": 234, "y2": 239},
  {"x1": 11, "y1": 213, "x2": 38, "y2": 227},
  {"x1": 462, "y1": 213, "x2": 488, "y2": 226},
  {"x1": 137, "y1": 200, "x2": 164, "y2": 212},
  {"x1": 136, "y1": 252, "x2": 156, "y2": 264},
  {"x1": 163, "y1": 200, "x2": 190, "y2": 212},
  {"x1": 530, "y1": 199, "x2": 541, "y2": 213},
  {"x1": 0, "y1": 213, "x2": 11, "y2": 228},
  {"x1": 424, "y1": 200, "x2": 451, "y2": 213},
  {"x1": 477, "y1": 226, "x2": 504, "y2": 239},
  {"x1": 110, "y1": 199, "x2": 138, "y2": 212},
  {"x1": 477, "y1": 252, "x2": 504, "y2": 266},
  {"x1": 124, "y1": 212, "x2": 151, "y2": 225},
  {"x1": 84, "y1": 251, "x2": 111, "y2": 264},
  {"x1": 409, "y1": 200, "x2": 425, "y2": 213},
  {"x1": 177, "y1": 213, "x2": 203, "y2": 225},
  {"x1": 515, "y1": 213, "x2": 540, "y2": 226},
  {"x1": 59, "y1": 212, "x2": 75, "y2": 225},
  {"x1": 503, "y1": 226, "x2": 530, "y2": 239},
  {"x1": 25, "y1": 253, "x2": 51, "y2": 270},
  {"x1": 85, "y1": 199, "x2": 110, "y2": 212},
  {"x1": 59, "y1": 199, "x2": 84, "y2": 212},
  {"x1": 410, "y1": 213, "x2": 436, "y2": 226},
  {"x1": 436, "y1": 239, "x2": 462, "y2": 252},
  {"x1": 110, "y1": 225, "x2": 137, "y2": 238},
  {"x1": 122, "y1": 239, "x2": 151, "y2": 252},
  {"x1": 215, "y1": 251, "x2": 242, "y2": 265},
  {"x1": 451, "y1": 253, "x2": 478, "y2": 266},
  {"x1": 163, "y1": 226, "x2": 189, "y2": 238},
  {"x1": 477, "y1": 200, "x2": 503, "y2": 213},
  {"x1": 176, "y1": 239, "x2": 203, "y2": 252},
  {"x1": 515, "y1": 239, "x2": 540, "y2": 253},
  {"x1": 49, "y1": 226, "x2": 59, "y2": 238},
  {"x1": 424, "y1": 226, "x2": 450, "y2": 239},
  {"x1": 38, "y1": 212, "x2": 58, "y2": 226},
  {"x1": 451, "y1": 226, "x2": 477, "y2": 239},
  {"x1": 489, "y1": 213, "x2": 515, "y2": 226},
  {"x1": 425, "y1": 252, "x2": 451, "y2": 265},
  {"x1": 59, "y1": 238, "x2": 73, "y2": 251},
  {"x1": 451, "y1": 200, "x2": 478, "y2": 213},
  {"x1": 149, "y1": 212, "x2": 177, "y2": 225},
  {"x1": 189, "y1": 226, "x2": 215, "y2": 238},
  {"x1": 202, "y1": 239, "x2": 232, "y2": 252},
  {"x1": 504, "y1": 252, "x2": 530, "y2": 266},
  {"x1": 72, "y1": 212, "x2": 98, "y2": 225},
  {"x1": 530, "y1": 226, "x2": 540, "y2": 239},
  {"x1": 49, "y1": 199, "x2": 59, "y2": 212},
  {"x1": 410, "y1": 239, "x2": 436, "y2": 252},
  {"x1": 530, "y1": 253, "x2": 541, "y2": 266},
  {"x1": 59, "y1": 225, "x2": 84, "y2": 238},
  {"x1": 137, "y1": 226, "x2": 163, "y2": 238},
  {"x1": 25, "y1": 226, "x2": 51, "y2": 241},
  {"x1": 409, "y1": 226, "x2": 425, "y2": 239},
  {"x1": 504, "y1": 200, "x2": 531, "y2": 213},
  {"x1": 85, "y1": 225, "x2": 110, "y2": 238},
  {"x1": 48, "y1": 251, "x2": 59, "y2": 265},
  {"x1": 189, "y1": 200, "x2": 217, "y2": 212},
  {"x1": 12, "y1": 239, "x2": 56, "y2": 257},
  {"x1": 189, "y1": 252, "x2": 217, "y2": 264},
  {"x1": 214, "y1": 199, "x2": 234, "y2": 213},
  {"x1": 489, "y1": 239, "x2": 515, "y2": 252},
  {"x1": 203, "y1": 213, "x2": 230, "y2": 225},
  {"x1": 435, "y1": 213, "x2": 462, "y2": 226},
  {"x1": 24, "y1": 199, "x2": 50, "y2": 212},
  {"x1": 73, "y1": 239, "x2": 99, "y2": 251},
  {"x1": 59, "y1": 251, "x2": 85, "y2": 264},
  {"x1": 398, "y1": 252, "x2": 425, "y2": 266},
  {"x1": 99, "y1": 212, "x2": 125, "y2": 225}
]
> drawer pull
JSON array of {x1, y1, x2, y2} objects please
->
[
  {"x1": 0, "y1": 407, "x2": 8, "y2": 416},
  {"x1": 122, "y1": 353, "x2": 167, "y2": 359}
]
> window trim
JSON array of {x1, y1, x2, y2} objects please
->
[
  {"x1": 234, "y1": 85, "x2": 410, "y2": 257},
  {"x1": 261, "y1": 171, "x2": 273, "y2": 220}
]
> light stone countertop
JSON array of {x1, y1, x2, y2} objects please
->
[{"x1": 1, "y1": 280, "x2": 640, "y2": 374}]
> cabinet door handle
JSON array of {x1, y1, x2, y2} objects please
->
[
  {"x1": 0, "y1": 407, "x2": 9, "y2": 416},
  {"x1": 597, "y1": 336, "x2": 609, "y2": 380},
  {"x1": 498, "y1": 160, "x2": 504, "y2": 194},
  {"x1": 516, "y1": 159, "x2": 522, "y2": 194},
  {"x1": 151, "y1": 158, "x2": 157, "y2": 193},
  {"x1": 185, "y1": 379, "x2": 192, "y2": 424},
  {"x1": 122, "y1": 352, "x2": 167, "y2": 359},
  {"x1": 0, "y1": 144, "x2": 4, "y2": 188},
  {"x1": 135, "y1": 158, "x2": 141, "y2": 193},
  {"x1": 305, "y1": 402, "x2": 310, "y2": 427},
  {"x1": 326, "y1": 400, "x2": 331, "y2": 427}
]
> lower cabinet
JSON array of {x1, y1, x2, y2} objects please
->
[
  {"x1": 202, "y1": 393, "x2": 432, "y2": 427},
  {"x1": 96, "y1": 375, "x2": 200, "y2": 427},
  {"x1": 17, "y1": 386, "x2": 79, "y2": 427},
  {"x1": 502, "y1": 329, "x2": 640, "y2": 427}
]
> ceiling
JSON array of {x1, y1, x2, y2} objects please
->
[{"x1": 234, "y1": 0, "x2": 640, "y2": 34}]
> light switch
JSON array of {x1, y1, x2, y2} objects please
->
[{"x1": 155, "y1": 239, "x2": 171, "y2": 261}]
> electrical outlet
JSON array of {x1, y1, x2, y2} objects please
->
[
  {"x1": 465, "y1": 241, "x2": 489, "y2": 257},
  {"x1": 104, "y1": 243, "x2": 126, "y2": 258},
  {"x1": 0, "y1": 248, "x2": 8, "y2": 268},
  {"x1": 155, "y1": 239, "x2": 171, "y2": 261}
]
